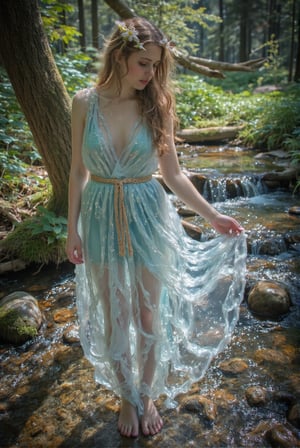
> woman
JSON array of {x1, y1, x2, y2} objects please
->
[{"x1": 66, "y1": 17, "x2": 247, "y2": 438}]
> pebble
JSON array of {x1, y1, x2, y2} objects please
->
[
  {"x1": 245, "y1": 386, "x2": 268, "y2": 406},
  {"x1": 218, "y1": 357, "x2": 249, "y2": 374},
  {"x1": 288, "y1": 403, "x2": 300, "y2": 429},
  {"x1": 266, "y1": 423, "x2": 300, "y2": 448}
]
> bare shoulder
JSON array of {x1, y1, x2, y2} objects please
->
[
  {"x1": 72, "y1": 88, "x2": 94, "y2": 113},
  {"x1": 72, "y1": 88, "x2": 95, "y2": 125}
]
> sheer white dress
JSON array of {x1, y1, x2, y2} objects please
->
[{"x1": 75, "y1": 88, "x2": 247, "y2": 414}]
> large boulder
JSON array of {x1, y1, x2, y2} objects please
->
[
  {"x1": 248, "y1": 281, "x2": 291, "y2": 319},
  {"x1": 0, "y1": 291, "x2": 43, "y2": 344}
]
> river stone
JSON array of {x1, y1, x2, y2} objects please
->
[
  {"x1": 289, "y1": 206, "x2": 300, "y2": 216},
  {"x1": 288, "y1": 403, "x2": 300, "y2": 429},
  {"x1": 179, "y1": 394, "x2": 217, "y2": 421},
  {"x1": 0, "y1": 291, "x2": 43, "y2": 345},
  {"x1": 245, "y1": 386, "x2": 268, "y2": 406},
  {"x1": 248, "y1": 281, "x2": 291, "y2": 318},
  {"x1": 265, "y1": 423, "x2": 300, "y2": 448},
  {"x1": 218, "y1": 357, "x2": 249, "y2": 374},
  {"x1": 254, "y1": 348, "x2": 291, "y2": 365},
  {"x1": 63, "y1": 324, "x2": 80, "y2": 344}
]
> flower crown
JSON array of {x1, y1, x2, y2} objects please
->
[{"x1": 115, "y1": 21, "x2": 173, "y2": 51}]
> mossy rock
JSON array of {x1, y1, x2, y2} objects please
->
[
  {"x1": 0, "y1": 216, "x2": 67, "y2": 265},
  {"x1": 0, "y1": 291, "x2": 43, "y2": 345}
]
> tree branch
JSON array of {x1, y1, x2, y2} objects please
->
[
  {"x1": 104, "y1": 0, "x2": 136, "y2": 19},
  {"x1": 103, "y1": 0, "x2": 266, "y2": 78}
]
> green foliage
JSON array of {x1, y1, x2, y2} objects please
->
[
  {"x1": 27, "y1": 206, "x2": 67, "y2": 245},
  {"x1": 252, "y1": 35, "x2": 284, "y2": 85},
  {"x1": 40, "y1": 0, "x2": 81, "y2": 46},
  {"x1": 0, "y1": 69, "x2": 40, "y2": 171},
  {"x1": 175, "y1": 75, "x2": 264, "y2": 128},
  {"x1": 2, "y1": 206, "x2": 67, "y2": 264},
  {"x1": 0, "y1": 68, "x2": 43, "y2": 201},
  {"x1": 131, "y1": 0, "x2": 221, "y2": 53},
  {"x1": 55, "y1": 51, "x2": 95, "y2": 95},
  {"x1": 239, "y1": 85, "x2": 300, "y2": 151},
  {"x1": 207, "y1": 69, "x2": 289, "y2": 94}
]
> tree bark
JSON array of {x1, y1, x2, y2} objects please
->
[
  {"x1": 78, "y1": 0, "x2": 86, "y2": 51},
  {"x1": 104, "y1": 0, "x2": 136, "y2": 19},
  {"x1": 177, "y1": 125, "x2": 244, "y2": 143},
  {"x1": 294, "y1": 5, "x2": 300, "y2": 82},
  {"x1": 239, "y1": 0, "x2": 249, "y2": 62},
  {"x1": 288, "y1": 0, "x2": 296, "y2": 82},
  {"x1": 219, "y1": 0, "x2": 225, "y2": 61},
  {"x1": 91, "y1": 0, "x2": 99, "y2": 49},
  {"x1": 0, "y1": 0, "x2": 71, "y2": 216}
]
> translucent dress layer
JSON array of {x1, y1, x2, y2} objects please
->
[{"x1": 76, "y1": 88, "x2": 247, "y2": 414}]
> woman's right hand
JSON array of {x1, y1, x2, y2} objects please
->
[{"x1": 66, "y1": 232, "x2": 84, "y2": 264}]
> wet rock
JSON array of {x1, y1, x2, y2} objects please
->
[
  {"x1": 53, "y1": 308, "x2": 75, "y2": 323},
  {"x1": 265, "y1": 423, "x2": 300, "y2": 448},
  {"x1": 182, "y1": 220, "x2": 202, "y2": 240},
  {"x1": 272, "y1": 391, "x2": 295, "y2": 405},
  {"x1": 248, "y1": 281, "x2": 291, "y2": 318},
  {"x1": 250, "y1": 237, "x2": 287, "y2": 255},
  {"x1": 289, "y1": 206, "x2": 300, "y2": 216},
  {"x1": 218, "y1": 357, "x2": 249, "y2": 374},
  {"x1": 189, "y1": 173, "x2": 207, "y2": 194},
  {"x1": 177, "y1": 207, "x2": 196, "y2": 217},
  {"x1": 285, "y1": 232, "x2": 300, "y2": 244},
  {"x1": 254, "y1": 348, "x2": 291, "y2": 365},
  {"x1": 214, "y1": 389, "x2": 237, "y2": 406},
  {"x1": 63, "y1": 324, "x2": 80, "y2": 344},
  {"x1": 198, "y1": 396, "x2": 217, "y2": 421},
  {"x1": 179, "y1": 394, "x2": 217, "y2": 421},
  {"x1": 245, "y1": 386, "x2": 268, "y2": 406},
  {"x1": 262, "y1": 168, "x2": 297, "y2": 189},
  {"x1": 288, "y1": 403, "x2": 300, "y2": 429},
  {"x1": 244, "y1": 420, "x2": 275, "y2": 446},
  {"x1": 0, "y1": 291, "x2": 43, "y2": 345},
  {"x1": 225, "y1": 179, "x2": 236, "y2": 198}
]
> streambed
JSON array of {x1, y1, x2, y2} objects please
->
[{"x1": 0, "y1": 145, "x2": 299, "y2": 448}]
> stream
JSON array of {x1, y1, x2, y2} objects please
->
[{"x1": 1, "y1": 145, "x2": 300, "y2": 448}]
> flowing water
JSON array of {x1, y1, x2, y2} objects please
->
[{"x1": 1, "y1": 145, "x2": 300, "y2": 448}]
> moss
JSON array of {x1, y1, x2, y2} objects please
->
[
  {"x1": 0, "y1": 308, "x2": 38, "y2": 343},
  {"x1": 1, "y1": 217, "x2": 67, "y2": 265}
]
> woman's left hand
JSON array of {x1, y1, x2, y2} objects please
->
[{"x1": 210, "y1": 214, "x2": 244, "y2": 235}]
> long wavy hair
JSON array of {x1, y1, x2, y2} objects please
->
[{"x1": 96, "y1": 17, "x2": 177, "y2": 155}]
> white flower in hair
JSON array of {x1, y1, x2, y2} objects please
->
[{"x1": 116, "y1": 20, "x2": 145, "y2": 50}]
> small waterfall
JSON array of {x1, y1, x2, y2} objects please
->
[
  {"x1": 202, "y1": 175, "x2": 267, "y2": 202},
  {"x1": 249, "y1": 233, "x2": 288, "y2": 256}
]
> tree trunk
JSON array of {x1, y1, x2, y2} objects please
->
[
  {"x1": 288, "y1": 0, "x2": 296, "y2": 82},
  {"x1": 177, "y1": 125, "x2": 244, "y2": 143},
  {"x1": 0, "y1": 0, "x2": 71, "y2": 216},
  {"x1": 268, "y1": 0, "x2": 282, "y2": 43},
  {"x1": 295, "y1": 8, "x2": 300, "y2": 82},
  {"x1": 78, "y1": 0, "x2": 86, "y2": 51},
  {"x1": 219, "y1": 0, "x2": 225, "y2": 61},
  {"x1": 91, "y1": 0, "x2": 99, "y2": 49},
  {"x1": 239, "y1": 0, "x2": 249, "y2": 62}
]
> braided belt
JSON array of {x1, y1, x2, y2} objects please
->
[{"x1": 90, "y1": 174, "x2": 152, "y2": 257}]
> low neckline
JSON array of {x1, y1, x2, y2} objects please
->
[{"x1": 95, "y1": 89, "x2": 142, "y2": 161}]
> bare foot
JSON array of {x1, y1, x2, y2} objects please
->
[
  {"x1": 140, "y1": 396, "x2": 163, "y2": 436},
  {"x1": 118, "y1": 399, "x2": 139, "y2": 438}
]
